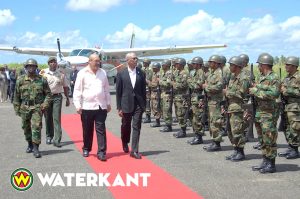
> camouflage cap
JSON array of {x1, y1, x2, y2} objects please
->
[{"x1": 285, "y1": 56, "x2": 299, "y2": 67}]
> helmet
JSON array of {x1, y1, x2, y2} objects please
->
[
  {"x1": 256, "y1": 53, "x2": 273, "y2": 66},
  {"x1": 191, "y1": 56, "x2": 203, "y2": 65},
  {"x1": 203, "y1": 61, "x2": 209, "y2": 68},
  {"x1": 187, "y1": 60, "x2": 193, "y2": 65},
  {"x1": 136, "y1": 62, "x2": 143, "y2": 68},
  {"x1": 228, "y1": 56, "x2": 243, "y2": 67},
  {"x1": 239, "y1": 54, "x2": 249, "y2": 64},
  {"x1": 161, "y1": 59, "x2": 171, "y2": 67},
  {"x1": 220, "y1": 55, "x2": 227, "y2": 65},
  {"x1": 24, "y1": 58, "x2": 38, "y2": 67},
  {"x1": 152, "y1": 62, "x2": 161, "y2": 69},
  {"x1": 285, "y1": 56, "x2": 299, "y2": 67},
  {"x1": 208, "y1": 55, "x2": 222, "y2": 64},
  {"x1": 171, "y1": 57, "x2": 179, "y2": 65},
  {"x1": 174, "y1": 58, "x2": 186, "y2": 66},
  {"x1": 143, "y1": 58, "x2": 151, "y2": 64}
]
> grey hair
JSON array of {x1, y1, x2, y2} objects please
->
[{"x1": 125, "y1": 52, "x2": 137, "y2": 61}]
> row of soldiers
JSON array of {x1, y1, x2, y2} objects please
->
[{"x1": 141, "y1": 54, "x2": 300, "y2": 174}]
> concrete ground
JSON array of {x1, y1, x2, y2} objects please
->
[{"x1": 1, "y1": 94, "x2": 299, "y2": 199}]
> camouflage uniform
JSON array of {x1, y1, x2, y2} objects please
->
[
  {"x1": 281, "y1": 70, "x2": 300, "y2": 157},
  {"x1": 205, "y1": 67, "x2": 223, "y2": 143},
  {"x1": 14, "y1": 74, "x2": 51, "y2": 144},
  {"x1": 149, "y1": 68, "x2": 161, "y2": 126},
  {"x1": 142, "y1": 62, "x2": 153, "y2": 123},
  {"x1": 189, "y1": 68, "x2": 205, "y2": 135},
  {"x1": 160, "y1": 69, "x2": 173, "y2": 130},
  {"x1": 252, "y1": 71, "x2": 280, "y2": 159}
]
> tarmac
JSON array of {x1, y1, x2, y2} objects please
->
[{"x1": 1, "y1": 94, "x2": 299, "y2": 199}]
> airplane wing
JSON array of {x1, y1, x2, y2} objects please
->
[
  {"x1": 0, "y1": 46, "x2": 71, "y2": 56},
  {"x1": 103, "y1": 44, "x2": 227, "y2": 57}
]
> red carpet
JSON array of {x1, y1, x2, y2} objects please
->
[{"x1": 62, "y1": 114, "x2": 203, "y2": 199}]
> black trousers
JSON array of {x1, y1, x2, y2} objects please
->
[
  {"x1": 121, "y1": 104, "x2": 143, "y2": 153},
  {"x1": 81, "y1": 107, "x2": 107, "y2": 154}
]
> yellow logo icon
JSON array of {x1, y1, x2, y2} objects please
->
[{"x1": 11, "y1": 168, "x2": 33, "y2": 191}]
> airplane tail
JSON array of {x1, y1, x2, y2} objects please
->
[{"x1": 129, "y1": 30, "x2": 135, "y2": 48}]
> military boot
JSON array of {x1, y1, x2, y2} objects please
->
[
  {"x1": 231, "y1": 147, "x2": 245, "y2": 162},
  {"x1": 286, "y1": 147, "x2": 299, "y2": 159},
  {"x1": 173, "y1": 117, "x2": 178, "y2": 123},
  {"x1": 252, "y1": 155, "x2": 267, "y2": 171},
  {"x1": 32, "y1": 143, "x2": 41, "y2": 158},
  {"x1": 188, "y1": 134, "x2": 203, "y2": 145},
  {"x1": 278, "y1": 146, "x2": 293, "y2": 157},
  {"x1": 225, "y1": 147, "x2": 237, "y2": 160},
  {"x1": 150, "y1": 119, "x2": 161, "y2": 127},
  {"x1": 253, "y1": 142, "x2": 262, "y2": 150},
  {"x1": 143, "y1": 114, "x2": 151, "y2": 123},
  {"x1": 26, "y1": 141, "x2": 33, "y2": 153},
  {"x1": 205, "y1": 141, "x2": 221, "y2": 152},
  {"x1": 160, "y1": 125, "x2": 172, "y2": 132},
  {"x1": 259, "y1": 158, "x2": 276, "y2": 173},
  {"x1": 173, "y1": 127, "x2": 186, "y2": 138}
]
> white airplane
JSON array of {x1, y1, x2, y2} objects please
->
[{"x1": 0, "y1": 39, "x2": 227, "y2": 85}]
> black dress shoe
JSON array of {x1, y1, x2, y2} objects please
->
[
  {"x1": 83, "y1": 150, "x2": 89, "y2": 157},
  {"x1": 122, "y1": 143, "x2": 129, "y2": 153},
  {"x1": 46, "y1": 138, "x2": 52, "y2": 145},
  {"x1": 32, "y1": 143, "x2": 41, "y2": 158},
  {"x1": 97, "y1": 153, "x2": 107, "y2": 161},
  {"x1": 130, "y1": 152, "x2": 142, "y2": 159},
  {"x1": 53, "y1": 142, "x2": 62, "y2": 148}
]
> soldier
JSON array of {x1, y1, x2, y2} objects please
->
[
  {"x1": 13, "y1": 58, "x2": 51, "y2": 158},
  {"x1": 159, "y1": 59, "x2": 174, "y2": 132},
  {"x1": 171, "y1": 57, "x2": 179, "y2": 123},
  {"x1": 203, "y1": 61, "x2": 209, "y2": 76},
  {"x1": 149, "y1": 62, "x2": 162, "y2": 127},
  {"x1": 278, "y1": 56, "x2": 300, "y2": 159},
  {"x1": 224, "y1": 56, "x2": 249, "y2": 161},
  {"x1": 251, "y1": 53, "x2": 280, "y2": 173},
  {"x1": 220, "y1": 55, "x2": 230, "y2": 137},
  {"x1": 142, "y1": 58, "x2": 153, "y2": 123},
  {"x1": 172, "y1": 58, "x2": 189, "y2": 138},
  {"x1": 202, "y1": 55, "x2": 224, "y2": 151},
  {"x1": 187, "y1": 56, "x2": 205, "y2": 145},
  {"x1": 185, "y1": 60, "x2": 194, "y2": 127}
]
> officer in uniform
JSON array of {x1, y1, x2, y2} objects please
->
[
  {"x1": 278, "y1": 56, "x2": 300, "y2": 159},
  {"x1": 185, "y1": 60, "x2": 194, "y2": 127},
  {"x1": 171, "y1": 57, "x2": 179, "y2": 123},
  {"x1": 251, "y1": 53, "x2": 280, "y2": 173},
  {"x1": 142, "y1": 58, "x2": 153, "y2": 123},
  {"x1": 220, "y1": 55, "x2": 230, "y2": 137},
  {"x1": 149, "y1": 62, "x2": 162, "y2": 127},
  {"x1": 172, "y1": 58, "x2": 189, "y2": 138},
  {"x1": 13, "y1": 58, "x2": 51, "y2": 158},
  {"x1": 224, "y1": 56, "x2": 249, "y2": 161},
  {"x1": 202, "y1": 55, "x2": 224, "y2": 151},
  {"x1": 159, "y1": 59, "x2": 174, "y2": 132},
  {"x1": 187, "y1": 56, "x2": 205, "y2": 145}
]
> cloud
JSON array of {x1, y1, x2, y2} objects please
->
[
  {"x1": 66, "y1": 0, "x2": 123, "y2": 12},
  {"x1": 173, "y1": 0, "x2": 209, "y2": 3},
  {"x1": 3, "y1": 30, "x2": 89, "y2": 49},
  {"x1": 0, "y1": 9, "x2": 16, "y2": 26},
  {"x1": 104, "y1": 10, "x2": 300, "y2": 60}
]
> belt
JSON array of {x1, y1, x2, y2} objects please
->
[
  {"x1": 22, "y1": 100, "x2": 41, "y2": 106},
  {"x1": 52, "y1": 93, "x2": 62, "y2": 96}
]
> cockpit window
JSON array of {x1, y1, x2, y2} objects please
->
[{"x1": 69, "y1": 49, "x2": 96, "y2": 57}]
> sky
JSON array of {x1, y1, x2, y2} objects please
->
[{"x1": 1, "y1": 0, "x2": 300, "y2": 64}]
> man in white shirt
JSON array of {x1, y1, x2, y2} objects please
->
[{"x1": 73, "y1": 53, "x2": 111, "y2": 161}]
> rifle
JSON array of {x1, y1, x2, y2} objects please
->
[
  {"x1": 278, "y1": 68, "x2": 287, "y2": 132},
  {"x1": 244, "y1": 63, "x2": 255, "y2": 139}
]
